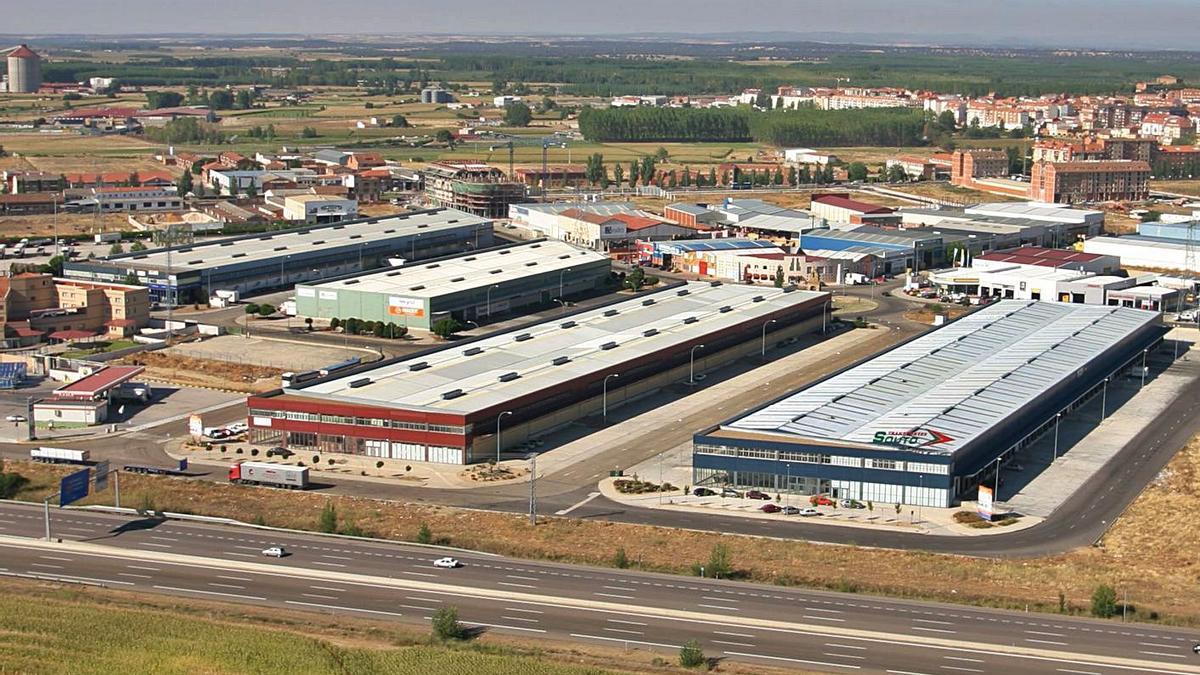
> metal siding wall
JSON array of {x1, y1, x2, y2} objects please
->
[{"x1": 692, "y1": 453, "x2": 953, "y2": 489}]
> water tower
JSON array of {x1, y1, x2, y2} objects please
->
[{"x1": 6, "y1": 45, "x2": 42, "y2": 94}]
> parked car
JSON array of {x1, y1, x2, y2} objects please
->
[
  {"x1": 781, "y1": 505, "x2": 801, "y2": 515},
  {"x1": 692, "y1": 487, "x2": 717, "y2": 497},
  {"x1": 838, "y1": 499, "x2": 865, "y2": 509},
  {"x1": 5, "y1": 414, "x2": 25, "y2": 423},
  {"x1": 721, "y1": 487, "x2": 743, "y2": 498},
  {"x1": 798, "y1": 507, "x2": 821, "y2": 517},
  {"x1": 433, "y1": 557, "x2": 461, "y2": 569},
  {"x1": 760, "y1": 503, "x2": 782, "y2": 513},
  {"x1": 810, "y1": 495, "x2": 836, "y2": 507},
  {"x1": 745, "y1": 490, "x2": 771, "y2": 500},
  {"x1": 261, "y1": 546, "x2": 287, "y2": 557},
  {"x1": 266, "y1": 446, "x2": 294, "y2": 459}
]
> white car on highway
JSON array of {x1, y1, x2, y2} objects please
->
[
  {"x1": 261, "y1": 546, "x2": 287, "y2": 558},
  {"x1": 433, "y1": 557, "x2": 461, "y2": 568}
]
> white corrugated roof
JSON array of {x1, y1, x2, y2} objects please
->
[{"x1": 725, "y1": 300, "x2": 1159, "y2": 455}]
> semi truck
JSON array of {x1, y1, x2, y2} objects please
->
[
  {"x1": 123, "y1": 458, "x2": 188, "y2": 475},
  {"x1": 30, "y1": 447, "x2": 90, "y2": 464},
  {"x1": 228, "y1": 462, "x2": 309, "y2": 490}
]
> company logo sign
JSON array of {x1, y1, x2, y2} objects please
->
[
  {"x1": 871, "y1": 428, "x2": 953, "y2": 449},
  {"x1": 387, "y1": 296, "x2": 425, "y2": 317}
]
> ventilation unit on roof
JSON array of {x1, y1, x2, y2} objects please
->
[
  {"x1": 409, "y1": 285, "x2": 425, "y2": 291},
  {"x1": 441, "y1": 389, "x2": 464, "y2": 400},
  {"x1": 344, "y1": 279, "x2": 359, "y2": 285},
  {"x1": 643, "y1": 328, "x2": 659, "y2": 337},
  {"x1": 450, "y1": 277, "x2": 465, "y2": 282},
  {"x1": 498, "y1": 250, "x2": 511, "y2": 255},
  {"x1": 417, "y1": 224, "x2": 429, "y2": 229},
  {"x1": 560, "y1": 320, "x2": 577, "y2": 329},
  {"x1": 187, "y1": 260, "x2": 203, "y2": 265},
  {"x1": 514, "y1": 333, "x2": 533, "y2": 342},
  {"x1": 600, "y1": 341, "x2": 618, "y2": 350},
  {"x1": 386, "y1": 271, "x2": 401, "y2": 277},
  {"x1": 348, "y1": 378, "x2": 372, "y2": 388},
  {"x1": 259, "y1": 236, "x2": 273, "y2": 240},
  {"x1": 498, "y1": 371, "x2": 520, "y2": 382},
  {"x1": 463, "y1": 256, "x2": 476, "y2": 262},
  {"x1": 231, "y1": 253, "x2": 246, "y2": 258},
  {"x1": 782, "y1": 286, "x2": 796, "y2": 293},
  {"x1": 683, "y1": 316, "x2": 698, "y2": 324},
  {"x1": 463, "y1": 347, "x2": 483, "y2": 356},
  {"x1": 642, "y1": 299, "x2": 656, "y2": 306},
  {"x1": 603, "y1": 309, "x2": 619, "y2": 317},
  {"x1": 447, "y1": 219, "x2": 458, "y2": 224},
  {"x1": 311, "y1": 240, "x2": 325, "y2": 245},
  {"x1": 178, "y1": 247, "x2": 194, "y2": 253},
  {"x1": 677, "y1": 289, "x2": 690, "y2": 296},
  {"x1": 220, "y1": 242, "x2": 234, "y2": 247},
  {"x1": 530, "y1": 243, "x2": 541, "y2": 248},
  {"x1": 551, "y1": 356, "x2": 571, "y2": 366},
  {"x1": 426, "y1": 263, "x2": 440, "y2": 269},
  {"x1": 384, "y1": 229, "x2": 395, "y2": 234},
  {"x1": 408, "y1": 362, "x2": 429, "y2": 372},
  {"x1": 273, "y1": 246, "x2": 287, "y2": 251},
  {"x1": 489, "y1": 269, "x2": 502, "y2": 274},
  {"x1": 349, "y1": 234, "x2": 362, "y2": 240},
  {"x1": 525, "y1": 262, "x2": 537, "y2": 267},
  {"x1": 558, "y1": 254, "x2": 570, "y2": 260},
  {"x1": 332, "y1": 225, "x2": 345, "y2": 230},
  {"x1": 719, "y1": 306, "x2": 732, "y2": 313}
]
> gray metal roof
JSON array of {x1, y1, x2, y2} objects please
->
[
  {"x1": 105, "y1": 208, "x2": 489, "y2": 273},
  {"x1": 295, "y1": 282, "x2": 827, "y2": 415},
  {"x1": 725, "y1": 300, "x2": 1159, "y2": 456}
]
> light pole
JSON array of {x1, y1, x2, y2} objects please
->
[
  {"x1": 761, "y1": 319, "x2": 777, "y2": 359},
  {"x1": 1101, "y1": 377, "x2": 1109, "y2": 419},
  {"x1": 1052, "y1": 412, "x2": 1062, "y2": 461},
  {"x1": 602, "y1": 373, "x2": 620, "y2": 424},
  {"x1": 822, "y1": 298, "x2": 830, "y2": 334},
  {"x1": 688, "y1": 344, "x2": 705, "y2": 385},
  {"x1": 486, "y1": 283, "x2": 500, "y2": 319},
  {"x1": 784, "y1": 462, "x2": 791, "y2": 506},
  {"x1": 496, "y1": 411, "x2": 513, "y2": 463},
  {"x1": 1141, "y1": 349, "x2": 1148, "y2": 388},
  {"x1": 528, "y1": 452, "x2": 537, "y2": 526},
  {"x1": 553, "y1": 297, "x2": 566, "y2": 313},
  {"x1": 559, "y1": 267, "x2": 572, "y2": 301}
]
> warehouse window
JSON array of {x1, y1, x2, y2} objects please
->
[
  {"x1": 867, "y1": 458, "x2": 899, "y2": 471},
  {"x1": 780, "y1": 451, "x2": 831, "y2": 464},
  {"x1": 694, "y1": 444, "x2": 736, "y2": 457},
  {"x1": 737, "y1": 447, "x2": 776, "y2": 460},
  {"x1": 428, "y1": 424, "x2": 465, "y2": 435},
  {"x1": 392, "y1": 420, "x2": 428, "y2": 431}
]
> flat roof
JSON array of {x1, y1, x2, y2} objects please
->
[
  {"x1": 303, "y1": 241, "x2": 608, "y2": 298},
  {"x1": 658, "y1": 238, "x2": 780, "y2": 253},
  {"x1": 978, "y1": 247, "x2": 1110, "y2": 267},
  {"x1": 55, "y1": 365, "x2": 145, "y2": 398},
  {"x1": 291, "y1": 282, "x2": 827, "y2": 415},
  {"x1": 721, "y1": 300, "x2": 1159, "y2": 456},
  {"x1": 965, "y1": 202, "x2": 1102, "y2": 223},
  {"x1": 98, "y1": 208, "x2": 488, "y2": 272}
]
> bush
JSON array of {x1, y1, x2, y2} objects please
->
[
  {"x1": 1091, "y1": 584, "x2": 1117, "y2": 618},
  {"x1": 375, "y1": 460, "x2": 384, "y2": 469},
  {"x1": 679, "y1": 639, "x2": 706, "y2": 668},
  {"x1": 250, "y1": 449, "x2": 258, "y2": 456},
  {"x1": 312, "y1": 455, "x2": 320, "y2": 464},
  {"x1": 318, "y1": 502, "x2": 337, "y2": 533},
  {"x1": 0, "y1": 471, "x2": 28, "y2": 499},
  {"x1": 953, "y1": 511, "x2": 984, "y2": 524},
  {"x1": 431, "y1": 606, "x2": 466, "y2": 641},
  {"x1": 327, "y1": 458, "x2": 335, "y2": 466},
  {"x1": 340, "y1": 523, "x2": 364, "y2": 537},
  {"x1": 704, "y1": 543, "x2": 733, "y2": 579},
  {"x1": 416, "y1": 523, "x2": 433, "y2": 545},
  {"x1": 244, "y1": 303, "x2": 260, "y2": 315},
  {"x1": 613, "y1": 547, "x2": 629, "y2": 569},
  {"x1": 257, "y1": 304, "x2": 276, "y2": 317}
]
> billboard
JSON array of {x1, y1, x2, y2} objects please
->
[
  {"x1": 977, "y1": 485, "x2": 994, "y2": 522},
  {"x1": 94, "y1": 460, "x2": 110, "y2": 492},
  {"x1": 59, "y1": 468, "x2": 91, "y2": 506},
  {"x1": 188, "y1": 414, "x2": 203, "y2": 440},
  {"x1": 387, "y1": 296, "x2": 425, "y2": 317}
]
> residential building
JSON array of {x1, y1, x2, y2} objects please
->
[
  {"x1": 0, "y1": 273, "x2": 150, "y2": 346},
  {"x1": 1029, "y1": 160, "x2": 1151, "y2": 204},
  {"x1": 70, "y1": 187, "x2": 183, "y2": 213},
  {"x1": 5, "y1": 171, "x2": 66, "y2": 194},
  {"x1": 423, "y1": 161, "x2": 526, "y2": 218},
  {"x1": 950, "y1": 149, "x2": 1009, "y2": 186}
]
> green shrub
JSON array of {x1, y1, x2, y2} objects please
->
[
  {"x1": 679, "y1": 639, "x2": 706, "y2": 668},
  {"x1": 416, "y1": 523, "x2": 432, "y2": 545},
  {"x1": 0, "y1": 471, "x2": 28, "y2": 499},
  {"x1": 1091, "y1": 584, "x2": 1117, "y2": 618},
  {"x1": 318, "y1": 502, "x2": 337, "y2": 533},
  {"x1": 612, "y1": 547, "x2": 629, "y2": 569},
  {"x1": 431, "y1": 606, "x2": 466, "y2": 641}
]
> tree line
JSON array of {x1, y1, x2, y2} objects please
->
[{"x1": 579, "y1": 106, "x2": 926, "y2": 147}]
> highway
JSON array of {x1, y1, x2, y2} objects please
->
[{"x1": 0, "y1": 501, "x2": 1197, "y2": 674}]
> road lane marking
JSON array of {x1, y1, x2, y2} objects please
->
[
  {"x1": 30, "y1": 563, "x2": 63, "y2": 569},
  {"x1": 702, "y1": 595, "x2": 736, "y2": 602},
  {"x1": 149, "y1": 536, "x2": 178, "y2": 542},
  {"x1": 208, "y1": 583, "x2": 245, "y2": 590},
  {"x1": 715, "y1": 630, "x2": 756, "y2": 638},
  {"x1": 805, "y1": 607, "x2": 844, "y2": 614},
  {"x1": 152, "y1": 585, "x2": 266, "y2": 600},
  {"x1": 555, "y1": 491, "x2": 601, "y2": 515},
  {"x1": 593, "y1": 592, "x2": 634, "y2": 599},
  {"x1": 944, "y1": 656, "x2": 984, "y2": 663},
  {"x1": 400, "y1": 604, "x2": 438, "y2": 611},
  {"x1": 1057, "y1": 670, "x2": 1101, "y2": 675},
  {"x1": 140, "y1": 543, "x2": 173, "y2": 549},
  {"x1": 463, "y1": 621, "x2": 545, "y2": 634},
  {"x1": 39, "y1": 556, "x2": 73, "y2": 562},
  {"x1": 406, "y1": 595, "x2": 442, "y2": 603},
  {"x1": 713, "y1": 640, "x2": 756, "y2": 647},
  {"x1": 1026, "y1": 630, "x2": 1066, "y2": 637},
  {"x1": 222, "y1": 552, "x2": 257, "y2": 558},
  {"x1": 312, "y1": 561, "x2": 346, "y2": 568},
  {"x1": 302, "y1": 593, "x2": 339, "y2": 600},
  {"x1": 827, "y1": 643, "x2": 867, "y2": 650},
  {"x1": 504, "y1": 607, "x2": 542, "y2": 614},
  {"x1": 506, "y1": 575, "x2": 538, "y2": 581},
  {"x1": 310, "y1": 585, "x2": 347, "y2": 592},
  {"x1": 888, "y1": 670, "x2": 934, "y2": 675},
  {"x1": 217, "y1": 575, "x2": 253, "y2": 582},
  {"x1": 117, "y1": 573, "x2": 151, "y2": 579},
  {"x1": 1138, "y1": 642, "x2": 1174, "y2": 649},
  {"x1": 825, "y1": 652, "x2": 866, "y2": 660},
  {"x1": 1027, "y1": 639, "x2": 1069, "y2": 646},
  {"x1": 1139, "y1": 650, "x2": 1185, "y2": 659},
  {"x1": 804, "y1": 614, "x2": 845, "y2": 622},
  {"x1": 570, "y1": 633, "x2": 677, "y2": 650},
  {"x1": 723, "y1": 651, "x2": 861, "y2": 670},
  {"x1": 286, "y1": 601, "x2": 404, "y2": 617},
  {"x1": 498, "y1": 582, "x2": 536, "y2": 589},
  {"x1": 320, "y1": 554, "x2": 353, "y2": 561},
  {"x1": 400, "y1": 571, "x2": 436, "y2": 578},
  {"x1": 698, "y1": 603, "x2": 739, "y2": 611},
  {"x1": 912, "y1": 626, "x2": 956, "y2": 634},
  {"x1": 39, "y1": 574, "x2": 134, "y2": 586},
  {"x1": 940, "y1": 667, "x2": 983, "y2": 673},
  {"x1": 602, "y1": 585, "x2": 636, "y2": 592},
  {"x1": 126, "y1": 565, "x2": 160, "y2": 572},
  {"x1": 914, "y1": 619, "x2": 955, "y2": 626},
  {"x1": 500, "y1": 615, "x2": 540, "y2": 623},
  {"x1": 606, "y1": 619, "x2": 647, "y2": 626}
]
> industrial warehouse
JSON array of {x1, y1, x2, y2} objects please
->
[
  {"x1": 693, "y1": 300, "x2": 1166, "y2": 507},
  {"x1": 294, "y1": 240, "x2": 611, "y2": 330},
  {"x1": 62, "y1": 207, "x2": 492, "y2": 304},
  {"x1": 248, "y1": 281, "x2": 830, "y2": 464}
]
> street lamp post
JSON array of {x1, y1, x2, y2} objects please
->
[
  {"x1": 559, "y1": 267, "x2": 572, "y2": 301},
  {"x1": 486, "y1": 284, "x2": 500, "y2": 319},
  {"x1": 822, "y1": 299, "x2": 830, "y2": 334},
  {"x1": 1101, "y1": 377, "x2": 1109, "y2": 419},
  {"x1": 528, "y1": 452, "x2": 537, "y2": 526},
  {"x1": 496, "y1": 411, "x2": 513, "y2": 463},
  {"x1": 1141, "y1": 349, "x2": 1148, "y2": 388},
  {"x1": 1053, "y1": 412, "x2": 1062, "y2": 461},
  {"x1": 761, "y1": 319, "x2": 777, "y2": 359},
  {"x1": 688, "y1": 344, "x2": 705, "y2": 385},
  {"x1": 602, "y1": 373, "x2": 620, "y2": 424}
]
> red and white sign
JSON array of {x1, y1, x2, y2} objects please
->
[{"x1": 871, "y1": 428, "x2": 953, "y2": 449}]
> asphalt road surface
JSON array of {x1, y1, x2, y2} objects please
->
[{"x1": 1, "y1": 502, "x2": 1197, "y2": 675}]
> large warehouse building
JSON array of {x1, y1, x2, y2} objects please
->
[
  {"x1": 295, "y1": 240, "x2": 612, "y2": 330},
  {"x1": 63, "y1": 208, "x2": 492, "y2": 305},
  {"x1": 694, "y1": 300, "x2": 1165, "y2": 507},
  {"x1": 248, "y1": 281, "x2": 831, "y2": 464}
]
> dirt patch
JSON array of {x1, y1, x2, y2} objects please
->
[
  {"x1": 0, "y1": 212, "x2": 130, "y2": 239},
  {"x1": 115, "y1": 350, "x2": 281, "y2": 393},
  {"x1": 889, "y1": 182, "x2": 1022, "y2": 205},
  {"x1": 11, "y1": 435, "x2": 1200, "y2": 627},
  {"x1": 904, "y1": 306, "x2": 970, "y2": 325}
]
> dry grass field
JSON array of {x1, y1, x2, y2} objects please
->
[
  {"x1": 10, "y1": 434, "x2": 1200, "y2": 626},
  {"x1": 115, "y1": 351, "x2": 282, "y2": 394},
  {"x1": 887, "y1": 182, "x2": 1022, "y2": 205}
]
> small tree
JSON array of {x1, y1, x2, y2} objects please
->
[
  {"x1": 318, "y1": 501, "x2": 337, "y2": 533},
  {"x1": 130, "y1": 240, "x2": 147, "y2": 252},
  {"x1": 257, "y1": 303, "x2": 276, "y2": 318},
  {"x1": 503, "y1": 102, "x2": 532, "y2": 127},
  {"x1": 109, "y1": 242, "x2": 125, "y2": 256},
  {"x1": 1091, "y1": 584, "x2": 1117, "y2": 618},
  {"x1": 431, "y1": 606, "x2": 466, "y2": 641},
  {"x1": 679, "y1": 639, "x2": 706, "y2": 668},
  {"x1": 624, "y1": 266, "x2": 647, "y2": 291},
  {"x1": 773, "y1": 266, "x2": 785, "y2": 287},
  {"x1": 706, "y1": 543, "x2": 733, "y2": 579},
  {"x1": 391, "y1": 114, "x2": 409, "y2": 128},
  {"x1": 847, "y1": 162, "x2": 869, "y2": 182},
  {"x1": 304, "y1": 317, "x2": 314, "y2": 331},
  {"x1": 329, "y1": 317, "x2": 341, "y2": 331},
  {"x1": 244, "y1": 303, "x2": 261, "y2": 316},
  {"x1": 432, "y1": 318, "x2": 462, "y2": 340},
  {"x1": 612, "y1": 547, "x2": 630, "y2": 569},
  {"x1": 416, "y1": 522, "x2": 432, "y2": 545}
]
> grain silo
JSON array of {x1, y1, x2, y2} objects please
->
[{"x1": 7, "y1": 45, "x2": 42, "y2": 94}]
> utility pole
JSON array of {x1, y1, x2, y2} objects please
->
[{"x1": 528, "y1": 453, "x2": 537, "y2": 526}]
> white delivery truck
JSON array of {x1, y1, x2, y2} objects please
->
[{"x1": 30, "y1": 447, "x2": 90, "y2": 464}]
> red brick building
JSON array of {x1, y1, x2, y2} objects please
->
[
  {"x1": 1029, "y1": 160, "x2": 1151, "y2": 204},
  {"x1": 950, "y1": 149, "x2": 1008, "y2": 186}
]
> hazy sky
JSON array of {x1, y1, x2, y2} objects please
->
[{"x1": 5, "y1": 0, "x2": 1199, "y2": 48}]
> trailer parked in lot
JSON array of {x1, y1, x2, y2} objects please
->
[
  {"x1": 228, "y1": 462, "x2": 309, "y2": 490},
  {"x1": 123, "y1": 458, "x2": 188, "y2": 476},
  {"x1": 30, "y1": 447, "x2": 90, "y2": 464}
]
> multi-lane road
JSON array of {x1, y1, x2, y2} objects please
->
[{"x1": 1, "y1": 502, "x2": 1196, "y2": 674}]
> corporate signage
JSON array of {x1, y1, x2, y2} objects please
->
[
  {"x1": 188, "y1": 414, "x2": 203, "y2": 440},
  {"x1": 977, "y1": 485, "x2": 995, "y2": 522},
  {"x1": 871, "y1": 428, "x2": 953, "y2": 449},
  {"x1": 387, "y1": 296, "x2": 425, "y2": 317}
]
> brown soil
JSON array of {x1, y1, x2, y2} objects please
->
[{"x1": 115, "y1": 350, "x2": 281, "y2": 393}]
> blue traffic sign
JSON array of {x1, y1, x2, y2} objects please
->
[{"x1": 59, "y1": 468, "x2": 90, "y2": 506}]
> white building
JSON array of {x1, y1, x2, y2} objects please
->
[
  {"x1": 493, "y1": 95, "x2": 522, "y2": 107},
  {"x1": 80, "y1": 187, "x2": 182, "y2": 213},
  {"x1": 783, "y1": 148, "x2": 836, "y2": 165},
  {"x1": 282, "y1": 194, "x2": 358, "y2": 224}
]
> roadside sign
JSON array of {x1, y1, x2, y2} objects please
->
[
  {"x1": 977, "y1": 485, "x2": 994, "y2": 522},
  {"x1": 188, "y1": 414, "x2": 203, "y2": 440},
  {"x1": 178, "y1": 458, "x2": 188, "y2": 472},
  {"x1": 94, "y1": 460, "x2": 110, "y2": 492},
  {"x1": 59, "y1": 468, "x2": 91, "y2": 506}
]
